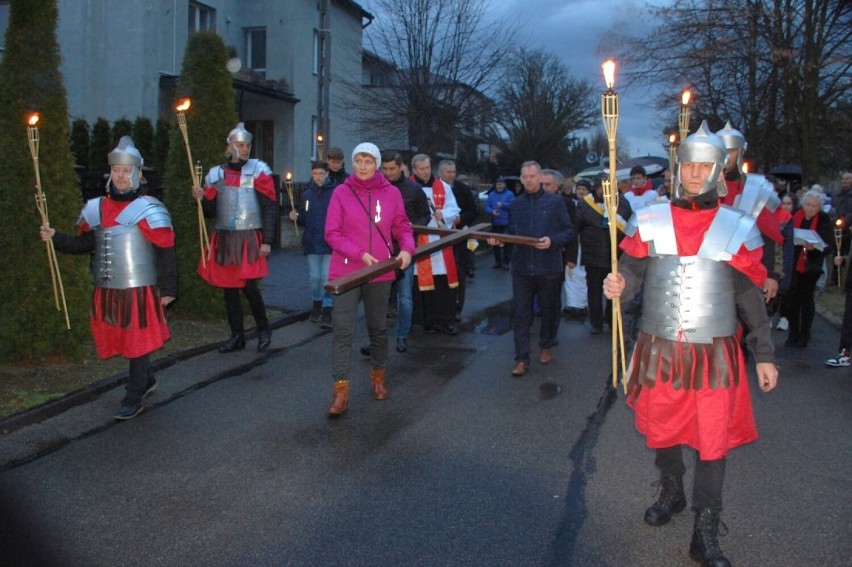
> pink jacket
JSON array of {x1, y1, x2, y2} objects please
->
[{"x1": 325, "y1": 173, "x2": 415, "y2": 283}]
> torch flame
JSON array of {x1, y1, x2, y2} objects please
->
[
  {"x1": 28, "y1": 113, "x2": 40, "y2": 126},
  {"x1": 681, "y1": 90, "x2": 691, "y2": 106},
  {"x1": 742, "y1": 162, "x2": 749, "y2": 174},
  {"x1": 286, "y1": 171, "x2": 292, "y2": 181},
  {"x1": 317, "y1": 134, "x2": 323, "y2": 143},
  {"x1": 837, "y1": 219, "x2": 844, "y2": 228},
  {"x1": 176, "y1": 98, "x2": 191, "y2": 112},
  {"x1": 669, "y1": 134, "x2": 676, "y2": 144},
  {"x1": 602, "y1": 60, "x2": 616, "y2": 89}
]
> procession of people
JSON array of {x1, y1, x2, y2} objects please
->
[{"x1": 40, "y1": 116, "x2": 822, "y2": 567}]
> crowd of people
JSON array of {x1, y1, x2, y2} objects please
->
[{"x1": 42, "y1": 120, "x2": 852, "y2": 567}]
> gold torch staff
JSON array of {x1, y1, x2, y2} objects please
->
[
  {"x1": 27, "y1": 113, "x2": 70, "y2": 330},
  {"x1": 285, "y1": 172, "x2": 299, "y2": 237},
  {"x1": 601, "y1": 60, "x2": 627, "y2": 389},
  {"x1": 175, "y1": 98, "x2": 210, "y2": 267},
  {"x1": 835, "y1": 219, "x2": 844, "y2": 289}
]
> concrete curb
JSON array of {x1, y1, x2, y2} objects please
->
[{"x1": 0, "y1": 310, "x2": 308, "y2": 435}]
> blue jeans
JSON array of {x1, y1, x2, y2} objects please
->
[
  {"x1": 306, "y1": 254, "x2": 332, "y2": 307},
  {"x1": 395, "y1": 264, "x2": 414, "y2": 338}
]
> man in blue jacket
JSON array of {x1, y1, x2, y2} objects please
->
[{"x1": 491, "y1": 161, "x2": 574, "y2": 376}]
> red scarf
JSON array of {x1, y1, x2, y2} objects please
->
[
  {"x1": 793, "y1": 208, "x2": 818, "y2": 274},
  {"x1": 415, "y1": 178, "x2": 458, "y2": 290}
]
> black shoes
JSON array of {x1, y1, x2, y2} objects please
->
[
  {"x1": 309, "y1": 301, "x2": 322, "y2": 323},
  {"x1": 257, "y1": 329, "x2": 272, "y2": 352},
  {"x1": 689, "y1": 508, "x2": 731, "y2": 567},
  {"x1": 590, "y1": 326, "x2": 603, "y2": 335},
  {"x1": 396, "y1": 338, "x2": 408, "y2": 352},
  {"x1": 114, "y1": 402, "x2": 142, "y2": 420},
  {"x1": 644, "y1": 474, "x2": 687, "y2": 526},
  {"x1": 360, "y1": 345, "x2": 371, "y2": 356},
  {"x1": 320, "y1": 307, "x2": 333, "y2": 329},
  {"x1": 218, "y1": 334, "x2": 246, "y2": 353}
]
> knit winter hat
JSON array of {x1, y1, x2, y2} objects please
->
[{"x1": 351, "y1": 142, "x2": 381, "y2": 164}]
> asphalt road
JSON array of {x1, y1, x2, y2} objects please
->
[{"x1": 1, "y1": 251, "x2": 850, "y2": 566}]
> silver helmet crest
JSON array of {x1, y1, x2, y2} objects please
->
[
  {"x1": 675, "y1": 120, "x2": 727, "y2": 198},
  {"x1": 715, "y1": 121, "x2": 747, "y2": 172},
  {"x1": 107, "y1": 136, "x2": 144, "y2": 190},
  {"x1": 226, "y1": 122, "x2": 252, "y2": 160}
]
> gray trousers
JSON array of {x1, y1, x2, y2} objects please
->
[{"x1": 332, "y1": 281, "x2": 391, "y2": 380}]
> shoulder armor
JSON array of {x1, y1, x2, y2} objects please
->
[
  {"x1": 734, "y1": 173, "x2": 780, "y2": 216},
  {"x1": 205, "y1": 166, "x2": 225, "y2": 189},
  {"x1": 115, "y1": 197, "x2": 173, "y2": 229},
  {"x1": 698, "y1": 205, "x2": 762, "y2": 261},
  {"x1": 244, "y1": 159, "x2": 273, "y2": 177},
  {"x1": 80, "y1": 197, "x2": 103, "y2": 228},
  {"x1": 635, "y1": 203, "x2": 678, "y2": 256}
]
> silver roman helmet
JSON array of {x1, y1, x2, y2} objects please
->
[
  {"x1": 108, "y1": 135, "x2": 144, "y2": 189},
  {"x1": 675, "y1": 120, "x2": 727, "y2": 198},
  {"x1": 226, "y1": 122, "x2": 252, "y2": 160},
  {"x1": 715, "y1": 121, "x2": 747, "y2": 171}
]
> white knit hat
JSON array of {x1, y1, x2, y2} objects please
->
[{"x1": 351, "y1": 142, "x2": 381, "y2": 164}]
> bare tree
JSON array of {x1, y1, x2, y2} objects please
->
[
  {"x1": 354, "y1": 0, "x2": 511, "y2": 159},
  {"x1": 494, "y1": 48, "x2": 598, "y2": 172},
  {"x1": 606, "y1": 0, "x2": 851, "y2": 181}
]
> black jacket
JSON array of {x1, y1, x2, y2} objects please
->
[
  {"x1": 389, "y1": 175, "x2": 430, "y2": 226},
  {"x1": 450, "y1": 180, "x2": 478, "y2": 228},
  {"x1": 575, "y1": 194, "x2": 633, "y2": 269}
]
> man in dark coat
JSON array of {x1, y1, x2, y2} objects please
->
[{"x1": 439, "y1": 159, "x2": 478, "y2": 321}]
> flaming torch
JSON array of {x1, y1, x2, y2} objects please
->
[
  {"x1": 175, "y1": 98, "x2": 210, "y2": 266},
  {"x1": 667, "y1": 133, "x2": 677, "y2": 189},
  {"x1": 678, "y1": 89, "x2": 692, "y2": 145},
  {"x1": 27, "y1": 113, "x2": 70, "y2": 329},
  {"x1": 835, "y1": 219, "x2": 844, "y2": 289},
  {"x1": 316, "y1": 133, "x2": 325, "y2": 161},
  {"x1": 601, "y1": 60, "x2": 627, "y2": 388},
  {"x1": 285, "y1": 171, "x2": 299, "y2": 237}
]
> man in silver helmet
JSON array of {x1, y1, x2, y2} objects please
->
[
  {"x1": 603, "y1": 121, "x2": 778, "y2": 567},
  {"x1": 192, "y1": 122, "x2": 277, "y2": 353},
  {"x1": 40, "y1": 136, "x2": 177, "y2": 420},
  {"x1": 716, "y1": 121, "x2": 793, "y2": 303}
]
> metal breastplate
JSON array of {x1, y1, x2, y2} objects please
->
[
  {"x1": 93, "y1": 224, "x2": 157, "y2": 288},
  {"x1": 214, "y1": 162, "x2": 263, "y2": 231},
  {"x1": 640, "y1": 256, "x2": 738, "y2": 343}
]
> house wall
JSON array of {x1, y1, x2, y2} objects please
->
[{"x1": 47, "y1": 0, "x2": 368, "y2": 181}]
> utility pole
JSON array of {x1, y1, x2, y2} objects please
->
[{"x1": 317, "y1": 0, "x2": 331, "y2": 150}]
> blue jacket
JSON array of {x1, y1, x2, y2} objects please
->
[
  {"x1": 508, "y1": 189, "x2": 574, "y2": 276},
  {"x1": 485, "y1": 188, "x2": 515, "y2": 226},
  {"x1": 295, "y1": 178, "x2": 335, "y2": 255}
]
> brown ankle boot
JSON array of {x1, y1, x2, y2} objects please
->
[
  {"x1": 327, "y1": 380, "x2": 349, "y2": 415},
  {"x1": 370, "y1": 368, "x2": 389, "y2": 400}
]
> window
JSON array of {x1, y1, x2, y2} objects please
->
[
  {"x1": 245, "y1": 28, "x2": 267, "y2": 76},
  {"x1": 188, "y1": 2, "x2": 215, "y2": 33},
  {"x1": 0, "y1": 1, "x2": 9, "y2": 54},
  {"x1": 311, "y1": 116, "x2": 318, "y2": 160},
  {"x1": 313, "y1": 30, "x2": 320, "y2": 75}
]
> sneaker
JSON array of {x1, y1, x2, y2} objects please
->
[
  {"x1": 825, "y1": 350, "x2": 851, "y2": 367},
  {"x1": 114, "y1": 402, "x2": 143, "y2": 420},
  {"x1": 320, "y1": 307, "x2": 332, "y2": 329},
  {"x1": 143, "y1": 378, "x2": 157, "y2": 398},
  {"x1": 775, "y1": 317, "x2": 789, "y2": 331},
  {"x1": 309, "y1": 301, "x2": 322, "y2": 323}
]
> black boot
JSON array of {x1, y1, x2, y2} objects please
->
[
  {"x1": 218, "y1": 333, "x2": 245, "y2": 353},
  {"x1": 257, "y1": 327, "x2": 271, "y2": 352},
  {"x1": 644, "y1": 474, "x2": 686, "y2": 526},
  {"x1": 689, "y1": 508, "x2": 731, "y2": 567},
  {"x1": 309, "y1": 301, "x2": 322, "y2": 323}
]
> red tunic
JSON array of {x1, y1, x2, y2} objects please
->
[
  {"x1": 197, "y1": 168, "x2": 276, "y2": 288},
  {"x1": 620, "y1": 206, "x2": 766, "y2": 460},
  {"x1": 84, "y1": 199, "x2": 174, "y2": 360}
]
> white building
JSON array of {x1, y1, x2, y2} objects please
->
[{"x1": 0, "y1": 0, "x2": 373, "y2": 179}]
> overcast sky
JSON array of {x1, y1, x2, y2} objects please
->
[{"x1": 487, "y1": 0, "x2": 667, "y2": 158}]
